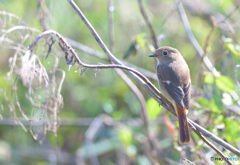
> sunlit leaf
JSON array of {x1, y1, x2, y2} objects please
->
[
  {"x1": 136, "y1": 33, "x2": 147, "y2": 48},
  {"x1": 224, "y1": 119, "x2": 240, "y2": 142},
  {"x1": 147, "y1": 98, "x2": 163, "y2": 120},
  {"x1": 204, "y1": 74, "x2": 214, "y2": 84},
  {"x1": 216, "y1": 75, "x2": 235, "y2": 93},
  {"x1": 118, "y1": 128, "x2": 132, "y2": 146},
  {"x1": 223, "y1": 36, "x2": 240, "y2": 57},
  {"x1": 210, "y1": 99, "x2": 221, "y2": 113},
  {"x1": 196, "y1": 98, "x2": 209, "y2": 108},
  {"x1": 225, "y1": 43, "x2": 240, "y2": 56}
]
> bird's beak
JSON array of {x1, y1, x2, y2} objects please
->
[{"x1": 149, "y1": 54, "x2": 157, "y2": 57}]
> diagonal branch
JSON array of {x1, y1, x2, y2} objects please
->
[
  {"x1": 188, "y1": 121, "x2": 233, "y2": 165},
  {"x1": 107, "y1": 2, "x2": 159, "y2": 164},
  {"x1": 176, "y1": 0, "x2": 220, "y2": 78},
  {"x1": 67, "y1": 0, "x2": 173, "y2": 113},
  {"x1": 66, "y1": 38, "x2": 158, "y2": 80},
  {"x1": 138, "y1": 0, "x2": 158, "y2": 49}
]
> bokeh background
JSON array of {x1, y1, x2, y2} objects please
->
[{"x1": 0, "y1": 0, "x2": 240, "y2": 164}]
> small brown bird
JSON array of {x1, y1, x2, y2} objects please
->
[{"x1": 149, "y1": 46, "x2": 191, "y2": 144}]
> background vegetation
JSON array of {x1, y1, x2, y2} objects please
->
[{"x1": 0, "y1": 0, "x2": 240, "y2": 164}]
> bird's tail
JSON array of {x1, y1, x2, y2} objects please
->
[{"x1": 175, "y1": 103, "x2": 190, "y2": 144}]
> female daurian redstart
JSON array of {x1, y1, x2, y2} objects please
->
[{"x1": 149, "y1": 46, "x2": 191, "y2": 144}]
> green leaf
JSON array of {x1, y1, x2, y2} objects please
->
[
  {"x1": 210, "y1": 99, "x2": 221, "y2": 113},
  {"x1": 136, "y1": 33, "x2": 147, "y2": 48},
  {"x1": 225, "y1": 43, "x2": 240, "y2": 56},
  {"x1": 118, "y1": 128, "x2": 132, "y2": 146},
  {"x1": 196, "y1": 98, "x2": 209, "y2": 108},
  {"x1": 216, "y1": 75, "x2": 235, "y2": 93},
  {"x1": 204, "y1": 74, "x2": 214, "y2": 84},
  {"x1": 147, "y1": 98, "x2": 163, "y2": 120},
  {"x1": 223, "y1": 37, "x2": 240, "y2": 57},
  {"x1": 224, "y1": 119, "x2": 240, "y2": 142}
]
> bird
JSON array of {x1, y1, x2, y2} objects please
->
[{"x1": 149, "y1": 46, "x2": 191, "y2": 144}]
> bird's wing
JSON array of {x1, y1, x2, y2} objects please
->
[
  {"x1": 157, "y1": 64, "x2": 185, "y2": 109},
  {"x1": 183, "y1": 81, "x2": 191, "y2": 109}
]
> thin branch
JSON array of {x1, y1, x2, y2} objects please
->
[
  {"x1": 108, "y1": 0, "x2": 114, "y2": 53},
  {"x1": 107, "y1": 3, "x2": 159, "y2": 164},
  {"x1": 138, "y1": 0, "x2": 158, "y2": 49},
  {"x1": 188, "y1": 119, "x2": 240, "y2": 157},
  {"x1": 176, "y1": 0, "x2": 220, "y2": 78},
  {"x1": 188, "y1": 122, "x2": 233, "y2": 165},
  {"x1": 66, "y1": 38, "x2": 158, "y2": 80},
  {"x1": 196, "y1": 16, "x2": 216, "y2": 87},
  {"x1": 203, "y1": 16, "x2": 216, "y2": 57},
  {"x1": 37, "y1": 0, "x2": 49, "y2": 31},
  {"x1": 217, "y1": 4, "x2": 240, "y2": 24}
]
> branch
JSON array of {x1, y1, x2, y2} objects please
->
[
  {"x1": 108, "y1": 0, "x2": 114, "y2": 53},
  {"x1": 106, "y1": 2, "x2": 159, "y2": 164},
  {"x1": 176, "y1": 0, "x2": 220, "y2": 78},
  {"x1": 138, "y1": 0, "x2": 158, "y2": 49},
  {"x1": 107, "y1": 2, "x2": 159, "y2": 164},
  {"x1": 188, "y1": 121, "x2": 233, "y2": 165},
  {"x1": 66, "y1": 38, "x2": 158, "y2": 80}
]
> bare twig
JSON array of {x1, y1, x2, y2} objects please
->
[
  {"x1": 176, "y1": 0, "x2": 220, "y2": 78},
  {"x1": 188, "y1": 122, "x2": 233, "y2": 165},
  {"x1": 37, "y1": 0, "x2": 49, "y2": 31},
  {"x1": 108, "y1": 0, "x2": 114, "y2": 53},
  {"x1": 138, "y1": 0, "x2": 158, "y2": 49},
  {"x1": 203, "y1": 16, "x2": 216, "y2": 57},
  {"x1": 66, "y1": 38, "x2": 158, "y2": 80},
  {"x1": 196, "y1": 16, "x2": 216, "y2": 87},
  {"x1": 107, "y1": 2, "x2": 159, "y2": 164},
  {"x1": 217, "y1": 4, "x2": 240, "y2": 24},
  {"x1": 188, "y1": 119, "x2": 240, "y2": 156}
]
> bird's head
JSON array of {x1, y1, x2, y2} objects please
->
[{"x1": 149, "y1": 46, "x2": 182, "y2": 63}]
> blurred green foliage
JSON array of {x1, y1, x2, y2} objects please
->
[{"x1": 0, "y1": 0, "x2": 240, "y2": 164}]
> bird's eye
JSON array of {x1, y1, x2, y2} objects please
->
[{"x1": 162, "y1": 50, "x2": 169, "y2": 56}]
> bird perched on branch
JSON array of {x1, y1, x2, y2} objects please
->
[{"x1": 149, "y1": 46, "x2": 191, "y2": 144}]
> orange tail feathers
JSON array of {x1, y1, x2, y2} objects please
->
[{"x1": 175, "y1": 103, "x2": 190, "y2": 144}]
